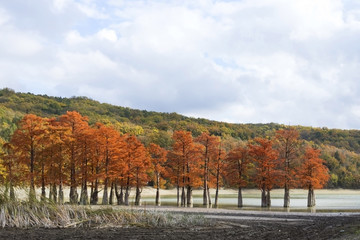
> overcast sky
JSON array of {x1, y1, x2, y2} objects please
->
[{"x1": 0, "y1": 0, "x2": 360, "y2": 129}]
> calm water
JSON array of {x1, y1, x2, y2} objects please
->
[{"x1": 138, "y1": 190, "x2": 360, "y2": 212}]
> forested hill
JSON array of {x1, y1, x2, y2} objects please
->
[
  {"x1": 1, "y1": 88, "x2": 360, "y2": 188},
  {"x1": 0, "y1": 87, "x2": 360, "y2": 152}
]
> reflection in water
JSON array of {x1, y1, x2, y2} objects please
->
[{"x1": 137, "y1": 192, "x2": 360, "y2": 213}]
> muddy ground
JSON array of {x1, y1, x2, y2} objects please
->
[{"x1": 1, "y1": 207, "x2": 360, "y2": 239}]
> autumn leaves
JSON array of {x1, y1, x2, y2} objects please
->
[{"x1": 2, "y1": 111, "x2": 329, "y2": 208}]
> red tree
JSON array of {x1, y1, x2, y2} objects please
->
[
  {"x1": 249, "y1": 138, "x2": 279, "y2": 207},
  {"x1": 225, "y1": 145, "x2": 251, "y2": 207},
  {"x1": 148, "y1": 143, "x2": 167, "y2": 206},
  {"x1": 297, "y1": 147, "x2": 329, "y2": 207},
  {"x1": 274, "y1": 127, "x2": 301, "y2": 207}
]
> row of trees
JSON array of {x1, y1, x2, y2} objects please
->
[{"x1": 0, "y1": 111, "x2": 329, "y2": 207}]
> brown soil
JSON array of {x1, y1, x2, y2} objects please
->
[{"x1": 1, "y1": 207, "x2": 360, "y2": 240}]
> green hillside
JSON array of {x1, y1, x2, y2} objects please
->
[{"x1": 0, "y1": 87, "x2": 360, "y2": 188}]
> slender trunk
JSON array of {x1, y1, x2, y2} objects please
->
[
  {"x1": 9, "y1": 181, "x2": 15, "y2": 201},
  {"x1": 80, "y1": 182, "x2": 88, "y2": 205},
  {"x1": 41, "y1": 162, "x2": 46, "y2": 201},
  {"x1": 119, "y1": 185, "x2": 124, "y2": 205},
  {"x1": 49, "y1": 184, "x2": 53, "y2": 200},
  {"x1": 215, "y1": 187, "x2": 219, "y2": 207},
  {"x1": 102, "y1": 177, "x2": 109, "y2": 205},
  {"x1": 90, "y1": 181, "x2": 94, "y2": 203},
  {"x1": 203, "y1": 182, "x2": 208, "y2": 206},
  {"x1": 69, "y1": 149, "x2": 78, "y2": 204},
  {"x1": 203, "y1": 147, "x2": 208, "y2": 206},
  {"x1": 155, "y1": 173, "x2": 160, "y2": 206},
  {"x1": 135, "y1": 186, "x2": 142, "y2": 206},
  {"x1": 215, "y1": 159, "x2": 220, "y2": 207},
  {"x1": 181, "y1": 186, "x2": 186, "y2": 207},
  {"x1": 186, "y1": 185, "x2": 193, "y2": 207},
  {"x1": 284, "y1": 183, "x2": 290, "y2": 208},
  {"x1": 102, "y1": 151, "x2": 110, "y2": 205},
  {"x1": 307, "y1": 186, "x2": 315, "y2": 207},
  {"x1": 52, "y1": 183, "x2": 57, "y2": 203},
  {"x1": 207, "y1": 187, "x2": 211, "y2": 205},
  {"x1": 115, "y1": 183, "x2": 124, "y2": 205},
  {"x1": 29, "y1": 145, "x2": 36, "y2": 202},
  {"x1": 266, "y1": 189, "x2": 271, "y2": 207},
  {"x1": 176, "y1": 185, "x2": 180, "y2": 207},
  {"x1": 125, "y1": 186, "x2": 130, "y2": 206},
  {"x1": 115, "y1": 183, "x2": 120, "y2": 205},
  {"x1": 58, "y1": 183, "x2": 64, "y2": 204},
  {"x1": 80, "y1": 153, "x2": 88, "y2": 205},
  {"x1": 261, "y1": 185, "x2": 266, "y2": 207},
  {"x1": 8, "y1": 164, "x2": 15, "y2": 201},
  {"x1": 125, "y1": 176, "x2": 130, "y2": 206},
  {"x1": 58, "y1": 152, "x2": 64, "y2": 204},
  {"x1": 238, "y1": 187, "x2": 243, "y2": 208},
  {"x1": 90, "y1": 179, "x2": 99, "y2": 205},
  {"x1": 109, "y1": 181, "x2": 114, "y2": 205},
  {"x1": 284, "y1": 158, "x2": 290, "y2": 208}
]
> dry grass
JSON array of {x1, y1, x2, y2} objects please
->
[{"x1": 0, "y1": 201, "x2": 208, "y2": 228}]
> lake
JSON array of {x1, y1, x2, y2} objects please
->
[{"x1": 138, "y1": 189, "x2": 360, "y2": 212}]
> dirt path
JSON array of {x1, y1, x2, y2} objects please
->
[{"x1": 1, "y1": 206, "x2": 360, "y2": 239}]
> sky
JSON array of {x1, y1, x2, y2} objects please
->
[{"x1": 0, "y1": 0, "x2": 360, "y2": 129}]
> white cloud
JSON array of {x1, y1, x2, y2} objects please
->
[{"x1": 0, "y1": 0, "x2": 360, "y2": 129}]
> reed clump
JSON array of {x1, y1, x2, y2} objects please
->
[{"x1": 0, "y1": 201, "x2": 208, "y2": 228}]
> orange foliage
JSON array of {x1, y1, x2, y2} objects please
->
[{"x1": 298, "y1": 147, "x2": 330, "y2": 189}]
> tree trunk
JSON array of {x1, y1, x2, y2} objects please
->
[
  {"x1": 29, "y1": 145, "x2": 36, "y2": 202},
  {"x1": 186, "y1": 185, "x2": 193, "y2": 207},
  {"x1": 80, "y1": 182, "x2": 88, "y2": 205},
  {"x1": 9, "y1": 182, "x2": 15, "y2": 201},
  {"x1": 155, "y1": 173, "x2": 160, "y2": 206},
  {"x1": 58, "y1": 183, "x2": 64, "y2": 204},
  {"x1": 176, "y1": 185, "x2": 180, "y2": 207},
  {"x1": 49, "y1": 184, "x2": 53, "y2": 200},
  {"x1": 237, "y1": 187, "x2": 243, "y2": 208},
  {"x1": 207, "y1": 187, "x2": 211, "y2": 205},
  {"x1": 52, "y1": 183, "x2": 57, "y2": 203},
  {"x1": 102, "y1": 177, "x2": 109, "y2": 205},
  {"x1": 58, "y1": 155, "x2": 63, "y2": 204},
  {"x1": 215, "y1": 187, "x2": 219, "y2": 207},
  {"x1": 90, "y1": 179, "x2": 99, "y2": 205},
  {"x1": 109, "y1": 181, "x2": 114, "y2": 205},
  {"x1": 215, "y1": 160, "x2": 220, "y2": 207},
  {"x1": 181, "y1": 186, "x2": 186, "y2": 207},
  {"x1": 261, "y1": 186, "x2": 267, "y2": 207},
  {"x1": 125, "y1": 185, "x2": 130, "y2": 206},
  {"x1": 69, "y1": 149, "x2": 78, "y2": 204},
  {"x1": 135, "y1": 186, "x2": 142, "y2": 206},
  {"x1": 266, "y1": 189, "x2": 271, "y2": 207},
  {"x1": 119, "y1": 185, "x2": 124, "y2": 205},
  {"x1": 203, "y1": 153, "x2": 208, "y2": 206},
  {"x1": 115, "y1": 183, "x2": 124, "y2": 205},
  {"x1": 41, "y1": 162, "x2": 46, "y2": 202},
  {"x1": 284, "y1": 183, "x2": 290, "y2": 208},
  {"x1": 307, "y1": 186, "x2": 315, "y2": 207}
]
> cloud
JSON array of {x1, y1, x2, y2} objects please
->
[{"x1": 0, "y1": 0, "x2": 360, "y2": 129}]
